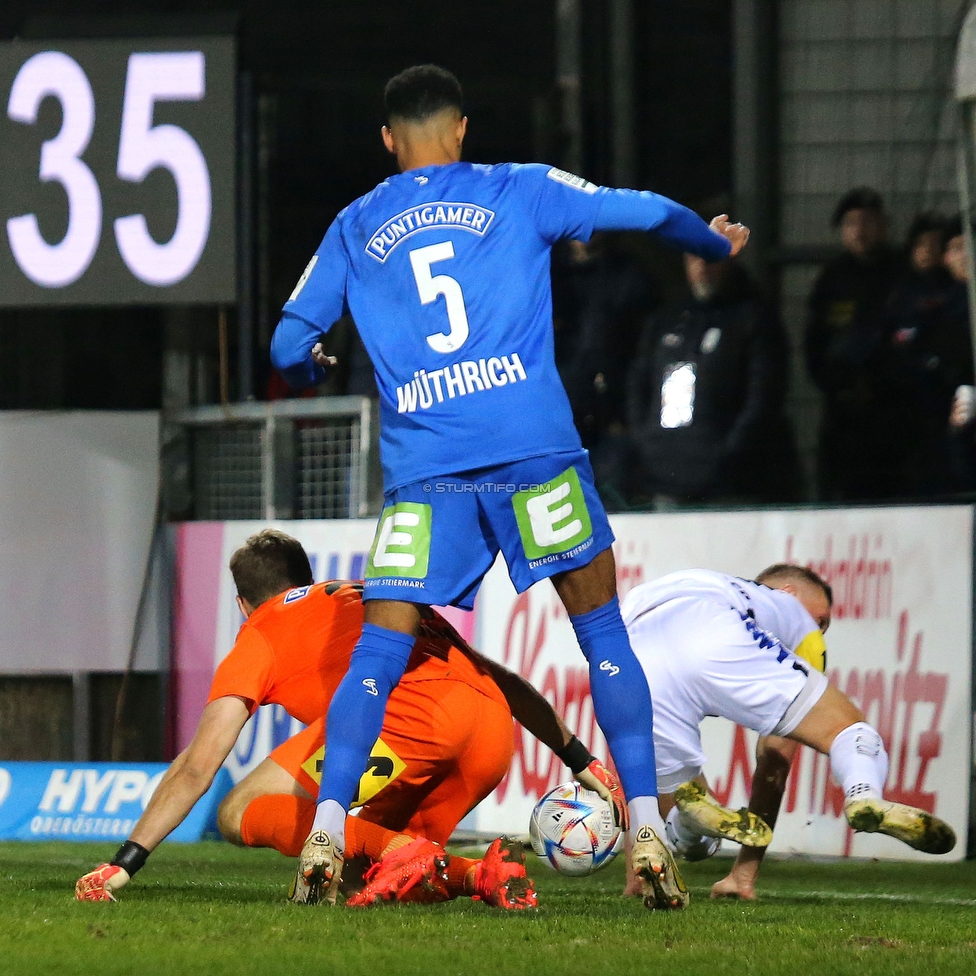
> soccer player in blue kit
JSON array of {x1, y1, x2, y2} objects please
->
[{"x1": 271, "y1": 65, "x2": 749, "y2": 910}]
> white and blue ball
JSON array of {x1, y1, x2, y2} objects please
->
[{"x1": 528, "y1": 781, "x2": 623, "y2": 877}]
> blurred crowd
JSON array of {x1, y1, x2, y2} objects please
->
[
  {"x1": 805, "y1": 190, "x2": 973, "y2": 504},
  {"x1": 277, "y1": 187, "x2": 976, "y2": 510},
  {"x1": 549, "y1": 187, "x2": 976, "y2": 509}
]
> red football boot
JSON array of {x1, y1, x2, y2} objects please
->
[
  {"x1": 473, "y1": 837, "x2": 537, "y2": 910},
  {"x1": 346, "y1": 838, "x2": 449, "y2": 907}
]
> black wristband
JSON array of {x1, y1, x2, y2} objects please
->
[
  {"x1": 111, "y1": 840, "x2": 150, "y2": 877},
  {"x1": 555, "y1": 736, "x2": 595, "y2": 775}
]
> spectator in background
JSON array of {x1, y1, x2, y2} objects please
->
[
  {"x1": 876, "y1": 213, "x2": 969, "y2": 498},
  {"x1": 552, "y1": 232, "x2": 660, "y2": 502},
  {"x1": 942, "y1": 216, "x2": 976, "y2": 490},
  {"x1": 626, "y1": 254, "x2": 797, "y2": 506},
  {"x1": 805, "y1": 187, "x2": 902, "y2": 501}
]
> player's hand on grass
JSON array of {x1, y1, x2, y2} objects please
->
[
  {"x1": 709, "y1": 214, "x2": 750, "y2": 257},
  {"x1": 576, "y1": 759, "x2": 629, "y2": 831},
  {"x1": 311, "y1": 342, "x2": 337, "y2": 369},
  {"x1": 75, "y1": 863, "x2": 131, "y2": 902},
  {"x1": 710, "y1": 867, "x2": 757, "y2": 901}
]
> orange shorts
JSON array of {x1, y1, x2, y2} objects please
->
[{"x1": 269, "y1": 678, "x2": 514, "y2": 846}]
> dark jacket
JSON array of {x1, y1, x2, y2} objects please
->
[
  {"x1": 877, "y1": 274, "x2": 975, "y2": 496},
  {"x1": 878, "y1": 269, "x2": 972, "y2": 429},
  {"x1": 803, "y1": 246, "x2": 903, "y2": 499},
  {"x1": 627, "y1": 264, "x2": 796, "y2": 501},
  {"x1": 552, "y1": 239, "x2": 658, "y2": 446},
  {"x1": 805, "y1": 246, "x2": 903, "y2": 403}
]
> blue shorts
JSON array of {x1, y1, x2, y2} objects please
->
[{"x1": 363, "y1": 450, "x2": 615, "y2": 609}]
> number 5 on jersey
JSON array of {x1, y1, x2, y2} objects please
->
[{"x1": 409, "y1": 241, "x2": 470, "y2": 354}]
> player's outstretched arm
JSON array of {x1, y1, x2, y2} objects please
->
[
  {"x1": 711, "y1": 735, "x2": 799, "y2": 900},
  {"x1": 460, "y1": 645, "x2": 570, "y2": 752},
  {"x1": 75, "y1": 696, "x2": 250, "y2": 901},
  {"x1": 457, "y1": 642, "x2": 626, "y2": 827},
  {"x1": 128, "y1": 697, "x2": 250, "y2": 851},
  {"x1": 592, "y1": 187, "x2": 746, "y2": 262},
  {"x1": 526, "y1": 162, "x2": 742, "y2": 264}
]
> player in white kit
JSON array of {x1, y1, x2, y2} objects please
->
[{"x1": 620, "y1": 563, "x2": 956, "y2": 897}]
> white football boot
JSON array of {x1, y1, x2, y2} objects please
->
[
  {"x1": 631, "y1": 824, "x2": 690, "y2": 910},
  {"x1": 289, "y1": 830, "x2": 344, "y2": 905}
]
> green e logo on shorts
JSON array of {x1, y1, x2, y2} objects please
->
[
  {"x1": 513, "y1": 466, "x2": 592, "y2": 560},
  {"x1": 366, "y1": 502, "x2": 431, "y2": 578}
]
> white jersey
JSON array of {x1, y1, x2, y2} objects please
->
[
  {"x1": 621, "y1": 569, "x2": 824, "y2": 669},
  {"x1": 621, "y1": 569, "x2": 828, "y2": 792}
]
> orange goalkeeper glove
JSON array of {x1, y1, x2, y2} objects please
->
[
  {"x1": 556, "y1": 736, "x2": 629, "y2": 831},
  {"x1": 576, "y1": 759, "x2": 629, "y2": 831},
  {"x1": 75, "y1": 863, "x2": 131, "y2": 902}
]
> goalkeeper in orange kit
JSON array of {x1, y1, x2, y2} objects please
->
[{"x1": 76, "y1": 529, "x2": 624, "y2": 908}]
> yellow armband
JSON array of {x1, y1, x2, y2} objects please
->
[{"x1": 794, "y1": 630, "x2": 827, "y2": 673}]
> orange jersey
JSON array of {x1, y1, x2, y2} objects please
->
[{"x1": 207, "y1": 580, "x2": 505, "y2": 723}]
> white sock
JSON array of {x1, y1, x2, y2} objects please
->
[
  {"x1": 666, "y1": 804, "x2": 701, "y2": 848},
  {"x1": 828, "y1": 722, "x2": 889, "y2": 800},
  {"x1": 665, "y1": 805, "x2": 721, "y2": 861},
  {"x1": 310, "y1": 798, "x2": 346, "y2": 845},
  {"x1": 628, "y1": 795, "x2": 666, "y2": 839}
]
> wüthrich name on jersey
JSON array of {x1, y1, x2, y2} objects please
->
[
  {"x1": 366, "y1": 202, "x2": 496, "y2": 262},
  {"x1": 396, "y1": 352, "x2": 527, "y2": 413}
]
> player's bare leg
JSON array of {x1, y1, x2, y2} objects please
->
[
  {"x1": 221, "y1": 756, "x2": 344, "y2": 905},
  {"x1": 552, "y1": 546, "x2": 618, "y2": 615},
  {"x1": 790, "y1": 687, "x2": 956, "y2": 854},
  {"x1": 554, "y1": 548, "x2": 688, "y2": 910},
  {"x1": 217, "y1": 756, "x2": 312, "y2": 846},
  {"x1": 362, "y1": 598, "x2": 423, "y2": 634},
  {"x1": 716, "y1": 683, "x2": 955, "y2": 901},
  {"x1": 785, "y1": 682, "x2": 864, "y2": 751},
  {"x1": 789, "y1": 684, "x2": 954, "y2": 854}
]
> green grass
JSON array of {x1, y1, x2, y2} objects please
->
[{"x1": 1, "y1": 841, "x2": 974, "y2": 976}]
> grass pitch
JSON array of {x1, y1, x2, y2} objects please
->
[{"x1": 1, "y1": 841, "x2": 974, "y2": 976}]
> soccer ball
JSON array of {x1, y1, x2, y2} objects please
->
[{"x1": 528, "y1": 781, "x2": 623, "y2": 876}]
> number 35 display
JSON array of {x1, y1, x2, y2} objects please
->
[{"x1": 0, "y1": 38, "x2": 235, "y2": 306}]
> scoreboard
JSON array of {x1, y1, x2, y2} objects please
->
[{"x1": 0, "y1": 37, "x2": 235, "y2": 306}]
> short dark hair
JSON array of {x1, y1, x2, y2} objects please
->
[
  {"x1": 831, "y1": 187, "x2": 884, "y2": 227},
  {"x1": 755, "y1": 563, "x2": 833, "y2": 606},
  {"x1": 229, "y1": 529, "x2": 313, "y2": 608},
  {"x1": 905, "y1": 211, "x2": 945, "y2": 250},
  {"x1": 384, "y1": 64, "x2": 463, "y2": 123}
]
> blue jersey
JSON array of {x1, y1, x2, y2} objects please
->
[{"x1": 272, "y1": 162, "x2": 730, "y2": 491}]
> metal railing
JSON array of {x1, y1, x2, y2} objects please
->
[{"x1": 162, "y1": 396, "x2": 379, "y2": 520}]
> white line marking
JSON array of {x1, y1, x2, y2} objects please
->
[{"x1": 761, "y1": 889, "x2": 976, "y2": 908}]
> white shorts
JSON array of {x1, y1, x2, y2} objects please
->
[{"x1": 627, "y1": 596, "x2": 829, "y2": 793}]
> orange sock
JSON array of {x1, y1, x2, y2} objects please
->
[
  {"x1": 446, "y1": 854, "x2": 479, "y2": 897},
  {"x1": 239, "y1": 796, "x2": 415, "y2": 862},
  {"x1": 345, "y1": 818, "x2": 407, "y2": 860},
  {"x1": 240, "y1": 794, "x2": 314, "y2": 856}
]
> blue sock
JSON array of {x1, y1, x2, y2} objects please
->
[
  {"x1": 317, "y1": 623, "x2": 415, "y2": 809},
  {"x1": 570, "y1": 596, "x2": 658, "y2": 801}
]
